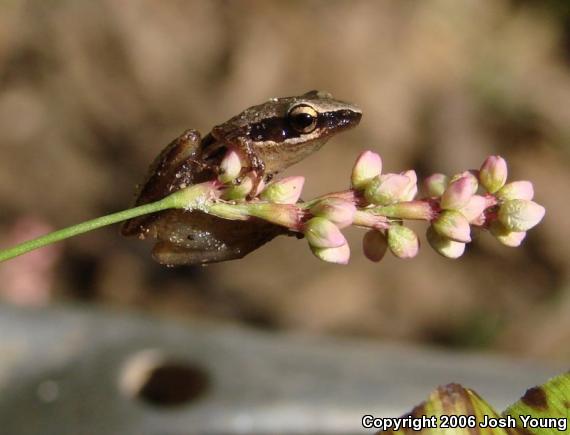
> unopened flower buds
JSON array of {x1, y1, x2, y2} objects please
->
[
  {"x1": 496, "y1": 181, "x2": 534, "y2": 201},
  {"x1": 498, "y1": 199, "x2": 545, "y2": 232},
  {"x1": 260, "y1": 176, "x2": 305, "y2": 204},
  {"x1": 304, "y1": 217, "x2": 347, "y2": 249},
  {"x1": 185, "y1": 152, "x2": 546, "y2": 265},
  {"x1": 426, "y1": 226, "x2": 466, "y2": 259},
  {"x1": 310, "y1": 198, "x2": 356, "y2": 229},
  {"x1": 387, "y1": 225, "x2": 419, "y2": 259},
  {"x1": 400, "y1": 170, "x2": 418, "y2": 201},
  {"x1": 218, "y1": 148, "x2": 243, "y2": 184},
  {"x1": 351, "y1": 150, "x2": 382, "y2": 190},
  {"x1": 432, "y1": 210, "x2": 471, "y2": 243},
  {"x1": 450, "y1": 171, "x2": 479, "y2": 194},
  {"x1": 311, "y1": 243, "x2": 351, "y2": 265},
  {"x1": 424, "y1": 173, "x2": 449, "y2": 197},
  {"x1": 221, "y1": 174, "x2": 254, "y2": 200},
  {"x1": 440, "y1": 176, "x2": 474, "y2": 210},
  {"x1": 479, "y1": 155, "x2": 507, "y2": 193},
  {"x1": 365, "y1": 173, "x2": 413, "y2": 205},
  {"x1": 490, "y1": 221, "x2": 527, "y2": 248},
  {"x1": 458, "y1": 195, "x2": 487, "y2": 224}
]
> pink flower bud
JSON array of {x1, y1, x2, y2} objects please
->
[
  {"x1": 364, "y1": 173, "x2": 411, "y2": 205},
  {"x1": 387, "y1": 225, "x2": 419, "y2": 259},
  {"x1": 458, "y1": 195, "x2": 487, "y2": 224},
  {"x1": 440, "y1": 176, "x2": 474, "y2": 210},
  {"x1": 490, "y1": 221, "x2": 527, "y2": 247},
  {"x1": 479, "y1": 155, "x2": 507, "y2": 193},
  {"x1": 498, "y1": 199, "x2": 545, "y2": 232},
  {"x1": 218, "y1": 148, "x2": 242, "y2": 184},
  {"x1": 432, "y1": 210, "x2": 471, "y2": 243},
  {"x1": 424, "y1": 173, "x2": 449, "y2": 197},
  {"x1": 311, "y1": 242, "x2": 350, "y2": 265},
  {"x1": 310, "y1": 198, "x2": 356, "y2": 229},
  {"x1": 401, "y1": 170, "x2": 418, "y2": 201},
  {"x1": 351, "y1": 150, "x2": 382, "y2": 190},
  {"x1": 426, "y1": 226, "x2": 466, "y2": 259},
  {"x1": 362, "y1": 230, "x2": 388, "y2": 262},
  {"x1": 260, "y1": 176, "x2": 305, "y2": 204},
  {"x1": 221, "y1": 175, "x2": 254, "y2": 200},
  {"x1": 496, "y1": 181, "x2": 534, "y2": 201},
  {"x1": 450, "y1": 171, "x2": 479, "y2": 194},
  {"x1": 304, "y1": 217, "x2": 347, "y2": 248}
]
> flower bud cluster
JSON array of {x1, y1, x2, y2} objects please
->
[
  {"x1": 303, "y1": 198, "x2": 357, "y2": 264},
  {"x1": 352, "y1": 151, "x2": 420, "y2": 261},
  {"x1": 427, "y1": 173, "x2": 477, "y2": 258},
  {"x1": 208, "y1": 149, "x2": 545, "y2": 265},
  {"x1": 425, "y1": 156, "x2": 544, "y2": 258}
]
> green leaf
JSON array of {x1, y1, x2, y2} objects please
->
[
  {"x1": 503, "y1": 372, "x2": 570, "y2": 435},
  {"x1": 378, "y1": 373, "x2": 570, "y2": 434}
]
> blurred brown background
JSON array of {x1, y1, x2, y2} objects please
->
[{"x1": 0, "y1": 0, "x2": 568, "y2": 362}]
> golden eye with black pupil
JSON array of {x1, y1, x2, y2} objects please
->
[{"x1": 287, "y1": 104, "x2": 318, "y2": 133}]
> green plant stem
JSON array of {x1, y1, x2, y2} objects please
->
[
  {"x1": 0, "y1": 182, "x2": 219, "y2": 263},
  {"x1": 0, "y1": 198, "x2": 173, "y2": 263},
  {"x1": 370, "y1": 201, "x2": 435, "y2": 220}
]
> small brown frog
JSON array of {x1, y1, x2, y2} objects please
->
[{"x1": 122, "y1": 91, "x2": 362, "y2": 265}]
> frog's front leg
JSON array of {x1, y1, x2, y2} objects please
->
[
  {"x1": 230, "y1": 137, "x2": 266, "y2": 196},
  {"x1": 203, "y1": 130, "x2": 267, "y2": 195},
  {"x1": 243, "y1": 140, "x2": 265, "y2": 174}
]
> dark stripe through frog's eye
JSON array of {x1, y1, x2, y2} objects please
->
[{"x1": 287, "y1": 104, "x2": 318, "y2": 133}]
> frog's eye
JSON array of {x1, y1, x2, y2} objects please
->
[{"x1": 288, "y1": 104, "x2": 318, "y2": 133}]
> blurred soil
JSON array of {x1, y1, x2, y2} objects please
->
[{"x1": 0, "y1": 0, "x2": 569, "y2": 361}]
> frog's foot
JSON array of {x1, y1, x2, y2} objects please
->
[{"x1": 241, "y1": 149, "x2": 266, "y2": 198}]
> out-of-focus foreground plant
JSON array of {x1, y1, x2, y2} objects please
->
[
  {"x1": 0, "y1": 151, "x2": 545, "y2": 264},
  {"x1": 372, "y1": 372, "x2": 568, "y2": 434}
]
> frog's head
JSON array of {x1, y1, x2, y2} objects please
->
[
  {"x1": 212, "y1": 91, "x2": 362, "y2": 173},
  {"x1": 244, "y1": 90, "x2": 362, "y2": 145}
]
